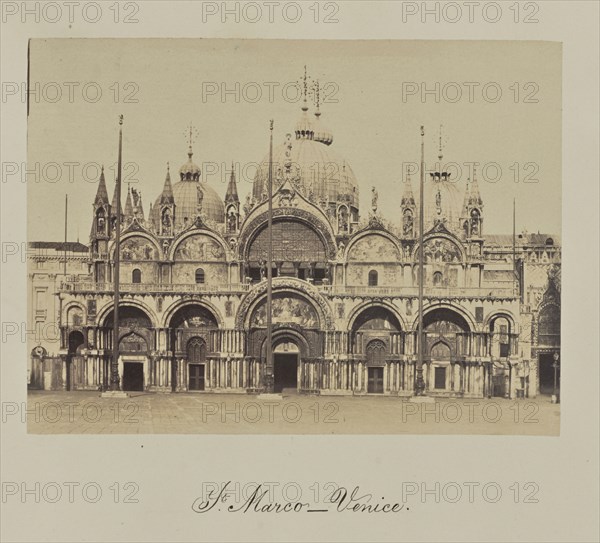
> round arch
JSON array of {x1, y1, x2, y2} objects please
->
[
  {"x1": 344, "y1": 230, "x2": 402, "y2": 263},
  {"x1": 411, "y1": 304, "x2": 475, "y2": 332},
  {"x1": 261, "y1": 328, "x2": 311, "y2": 359},
  {"x1": 97, "y1": 300, "x2": 158, "y2": 328},
  {"x1": 236, "y1": 278, "x2": 333, "y2": 330},
  {"x1": 161, "y1": 299, "x2": 224, "y2": 329},
  {"x1": 484, "y1": 310, "x2": 518, "y2": 332},
  {"x1": 238, "y1": 208, "x2": 337, "y2": 262},
  {"x1": 412, "y1": 233, "x2": 466, "y2": 263},
  {"x1": 167, "y1": 228, "x2": 230, "y2": 262},
  {"x1": 109, "y1": 231, "x2": 162, "y2": 259},
  {"x1": 63, "y1": 301, "x2": 87, "y2": 324},
  {"x1": 347, "y1": 301, "x2": 406, "y2": 332}
]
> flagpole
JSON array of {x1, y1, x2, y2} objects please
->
[
  {"x1": 63, "y1": 194, "x2": 68, "y2": 277},
  {"x1": 110, "y1": 115, "x2": 124, "y2": 392},
  {"x1": 415, "y1": 125, "x2": 426, "y2": 396},
  {"x1": 265, "y1": 119, "x2": 275, "y2": 393},
  {"x1": 513, "y1": 197, "x2": 517, "y2": 298}
]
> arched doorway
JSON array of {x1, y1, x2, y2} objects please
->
[
  {"x1": 366, "y1": 339, "x2": 386, "y2": 393},
  {"x1": 119, "y1": 332, "x2": 147, "y2": 391},
  {"x1": 422, "y1": 308, "x2": 470, "y2": 393},
  {"x1": 168, "y1": 304, "x2": 219, "y2": 392},
  {"x1": 273, "y1": 339, "x2": 300, "y2": 393},
  {"x1": 187, "y1": 337, "x2": 207, "y2": 391}
]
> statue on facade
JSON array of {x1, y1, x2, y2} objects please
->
[{"x1": 371, "y1": 186, "x2": 378, "y2": 213}]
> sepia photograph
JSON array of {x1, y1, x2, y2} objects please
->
[
  {"x1": 2, "y1": 2, "x2": 599, "y2": 543},
  {"x1": 25, "y1": 38, "x2": 562, "y2": 435}
]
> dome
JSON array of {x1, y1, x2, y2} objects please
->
[
  {"x1": 253, "y1": 111, "x2": 359, "y2": 209},
  {"x1": 179, "y1": 146, "x2": 202, "y2": 180},
  {"x1": 422, "y1": 172, "x2": 463, "y2": 232},
  {"x1": 171, "y1": 180, "x2": 224, "y2": 226},
  {"x1": 152, "y1": 148, "x2": 225, "y2": 229}
]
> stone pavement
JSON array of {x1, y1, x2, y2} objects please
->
[{"x1": 25, "y1": 390, "x2": 560, "y2": 435}]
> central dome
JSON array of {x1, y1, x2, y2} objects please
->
[
  {"x1": 252, "y1": 108, "x2": 359, "y2": 209},
  {"x1": 422, "y1": 172, "x2": 462, "y2": 232},
  {"x1": 152, "y1": 147, "x2": 224, "y2": 229}
]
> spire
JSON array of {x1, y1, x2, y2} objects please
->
[
  {"x1": 462, "y1": 177, "x2": 471, "y2": 212},
  {"x1": 401, "y1": 173, "x2": 416, "y2": 206},
  {"x1": 94, "y1": 165, "x2": 109, "y2": 205},
  {"x1": 110, "y1": 172, "x2": 123, "y2": 216},
  {"x1": 159, "y1": 162, "x2": 175, "y2": 204},
  {"x1": 124, "y1": 184, "x2": 134, "y2": 221},
  {"x1": 136, "y1": 191, "x2": 145, "y2": 221},
  {"x1": 468, "y1": 165, "x2": 483, "y2": 207},
  {"x1": 225, "y1": 161, "x2": 239, "y2": 204}
]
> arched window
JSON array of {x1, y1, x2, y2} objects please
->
[
  {"x1": 195, "y1": 268, "x2": 205, "y2": 284},
  {"x1": 366, "y1": 339, "x2": 387, "y2": 365},
  {"x1": 433, "y1": 271, "x2": 443, "y2": 287},
  {"x1": 187, "y1": 337, "x2": 207, "y2": 363},
  {"x1": 132, "y1": 269, "x2": 142, "y2": 283},
  {"x1": 368, "y1": 270, "x2": 378, "y2": 287}
]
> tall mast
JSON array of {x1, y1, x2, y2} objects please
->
[
  {"x1": 266, "y1": 120, "x2": 274, "y2": 393},
  {"x1": 513, "y1": 197, "x2": 517, "y2": 297},
  {"x1": 110, "y1": 115, "x2": 124, "y2": 391},
  {"x1": 416, "y1": 125, "x2": 426, "y2": 396},
  {"x1": 63, "y1": 194, "x2": 68, "y2": 277}
]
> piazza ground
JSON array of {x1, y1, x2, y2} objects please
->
[{"x1": 25, "y1": 391, "x2": 560, "y2": 435}]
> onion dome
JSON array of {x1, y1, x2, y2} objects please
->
[
  {"x1": 294, "y1": 102, "x2": 314, "y2": 140},
  {"x1": 253, "y1": 96, "x2": 358, "y2": 209},
  {"x1": 179, "y1": 146, "x2": 201, "y2": 181},
  {"x1": 312, "y1": 110, "x2": 333, "y2": 146}
]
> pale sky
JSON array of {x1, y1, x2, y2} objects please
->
[{"x1": 26, "y1": 39, "x2": 561, "y2": 241}]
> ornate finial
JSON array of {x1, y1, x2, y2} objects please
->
[
  {"x1": 184, "y1": 122, "x2": 199, "y2": 157},
  {"x1": 438, "y1": 124, "x2": 444, "y2": 161},
  {"x1": 301, "y1": 65, "x2": 309, "y2": 111},
  {"x1": 166, "y1": 161, "x2": 170, "y2": 172},
  {"x1": 119, "y1": 114, "x2": 123, "y2": 125},
  {"x1": 312, "y1": 79, "x2": 321, "y2": 115},
  {"x1": 421, "y1": 125, "x2": 425, "y2": 137},
  {"x1": 270, "y1": 119, "x2": 274, "y2": 131},
  {"x1": 101, "y1": 164, "x2": 104, "y2": 173}
]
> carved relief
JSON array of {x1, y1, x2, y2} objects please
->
[
  {"x1": 348, "y1": 235, "x2": 401, "y2": 262},
  {"x1": 419, "y1": 237, "x2": 462, "y2": 263},
  {"x1": 250, "y1": 294, "x2": 319, "y2": 328},
  {"x1": 121, "y1": 237, "x2": 158, "y2": 261},
  {"x1": 175, "y1": 234, "x2": 225, "y2": 261}
]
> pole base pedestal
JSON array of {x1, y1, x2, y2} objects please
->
[
  {"x1": 101, "y1": 390, "x2": 129, "y2": 398},
  {"x1": 408, "y1": 395, "x2": 436, "y2": 403}
]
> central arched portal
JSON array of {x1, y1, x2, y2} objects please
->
[{"x1": 272, "y1": 337, "x2": 300, "y2": 393}]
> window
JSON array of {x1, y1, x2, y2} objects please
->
[
  {"x1": 368, "y1": 270, "x2": 378, "y2": 287},
  {"x1": 366, "y1": 339, "x2": 387, "y2": 365},
  {"x1": 132, "y1": 269, "x2": 142, "y2": 283},
  {"x1": 195, "y1": 268, "x2": 205, "y2": 284}
]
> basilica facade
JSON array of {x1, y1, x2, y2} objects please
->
[{"x1": 35, "y1": 100, "x2": 561, "y2": 399}]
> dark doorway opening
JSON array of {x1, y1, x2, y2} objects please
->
[
  {"x1": 189, "y1": 364, "x2": 205, "y2": 391},
  {"x1": 274, "y1": 354, "x2": 298, "y2": 393},
  {"x1": 434, "y1": 367, "x2": 447, "y2": 389},
  {"x1": 122, "y1": 362, "x2": 144, "y2": 391},
  {"x1": 367, "y1": 367, "x2": 384, "y2": 393},
  {"x1": 539, "y1": 353, "x2": 559, "y2": 395}
]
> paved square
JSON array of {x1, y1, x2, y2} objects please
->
[{"x1": 26, "y1": 391, "x2": 560, "y2": 435}]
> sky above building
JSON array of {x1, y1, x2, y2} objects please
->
[{"x1": 26, "y1": 39, "x2": 561, "y2": 241}]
